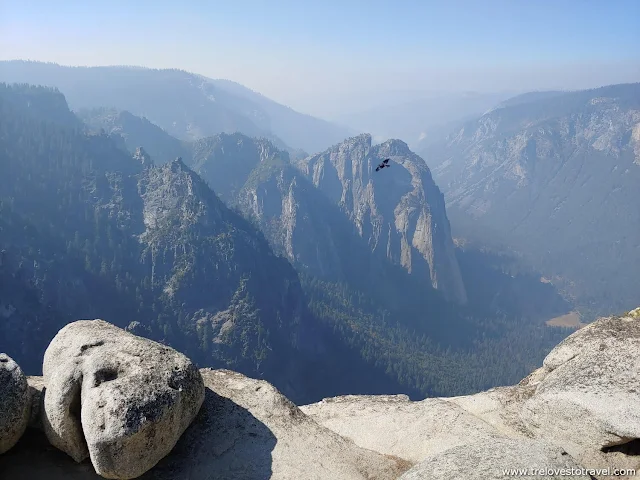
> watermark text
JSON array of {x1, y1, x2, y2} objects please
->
[{"x1": 502, "y1": 467, "x2": 636, "y2": 477}]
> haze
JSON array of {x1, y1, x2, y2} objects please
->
[{"x1": 1, "y1": 0, "x2": 639, "y2": 119}]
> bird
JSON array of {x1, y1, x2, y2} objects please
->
[{"x1": 375, "y1": 158, "x2": 391, "y2": 172}]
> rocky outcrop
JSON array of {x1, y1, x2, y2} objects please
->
[
  {"x1": 132, "y1": 146, "x2": 153, "y2": 166},
  {"x1": 399, "y1": 438, "x2": 589, "y2": 480},
  {"x1": 0, "y1": 353, "x2": 30, "y2": 454},
  {"x1": 303, "y1": 310, "x2": 640, "y2": 479},
  {"x1": 42, "y1": 320, "x2": 205, "y2": 479},
  {"x1": 3, "y1": 367, "x2": 410, "y2": 480},
  {"x1": 143, "y1": 369, "x2": 411, "y2": 480},
  {"x1": 297, "y1": 134, "x2": 467, "y2": 304},
  {"x1": 3, "y1": 311, "x2": 639, "y2": 479},
  {"x1": 300, "y1": 394, "x2": 504, "y2": 463},
  {"x1": 520, "y1": 314, "x2": 640, "y2": 474}
]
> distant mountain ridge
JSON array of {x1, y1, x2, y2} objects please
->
[
  {"x1": 76, "y1": 107, "x2": 188, "y2": 164},
  {"x1": 485, "y1": 90, "x2": 566, "y2": 111},
  {"x1": 336, "y1": 92, "x2": 514, "y2": 150},
  {"x1": 200, "y1": 76, "x2": 359, "y2": 153},
  {"x1": 0, "y1": 60, "x2": 356, "y2": 153},
  {"x1": 424, "y1": 82, "x2": 640, "y2": 314}
]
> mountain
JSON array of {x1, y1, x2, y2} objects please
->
[
  {"x1": 189, "y1": 131, "x2": 467, "y2": 303},
  {"x1": 335, "y1": 92, "x2": 513, "y2": 149},
  {"x1": 203, "y1": 78, "x2": 359, "y2": 153},
  {"x1": 184, "y1": 131, "x2": 578, "y2": 397},
  {"x1": 0, "y1": 60, "x2": 353, "y2": 153},
  {"x1": 0, "y1": 82, "x2": 578, "y2": 406},
  {"x1": 76, "y1": 107, "x2": 189, "y2": 164},
  {"x1": 189, "y1": 133, "x2": 375, "y2": 283},
  {"x1": 188, "y1": 133, "x2": 454, "y2": 315},
  {"x1": 189, "y1": 133, "x2": 285, "y2": 204},
  {"x1": 1, "y1": 82, "x2": 415, "y2": 404},
  {"x1": 0, "y1": 82, "x2": 300, "y2": 376},
  {"x1": 424, "y1": 83, "x2": 640, "y2": 315},
  {"x1": 297, "y1": 134, "x2": 467, "y2": 305}
]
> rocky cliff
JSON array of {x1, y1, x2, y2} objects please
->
[
  {"x1": 188, "y1": 133, "x2": 378, "y2": 283},
  {"x1": 187, "y1": 133, "x2": 445, "y2": 300},
  {"x1": 297, "y1": 134, "x2": 467, "y2": 304},
  {"x1": 2, "y1": 309, "x2": 640, "y2": 479},
  {"x1": 425, "y1": 83, "x2": 640, "y2": 314}
]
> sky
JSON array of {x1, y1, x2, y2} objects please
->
[{"x1": 1, "y1": 0, "x2": 639, "y2": 117}]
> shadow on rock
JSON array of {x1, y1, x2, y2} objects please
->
[
  {"x1": 139, "y1": 388, "x2": 276, "y2": 480},
  {"x1": 0, "y1": 388, "x2": 276, "y2": 480}
]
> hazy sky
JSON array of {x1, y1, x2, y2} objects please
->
[{"x1": 1, "y1": 0, "x2": 639, "y2": 117}]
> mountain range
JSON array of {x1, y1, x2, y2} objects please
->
[
  {"x1": 336, "y1": 92, "x2": 515, "y2": 150},
  {"x1": 6, "y1": 61, "x2": 634, "y2": 404},
  {"x1": 0, "y1": 60, "x2": 357, "y2": 154},
  {"x1": 423, "y1": 83, "x2": 640, "y2": 316},
  {"x1": 0, "y1": 81, "x2": 574, "y2": 405}
]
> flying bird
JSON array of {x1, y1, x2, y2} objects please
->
[{"x1": 375, "y1": 158, "x2": 391, "y2": 172}]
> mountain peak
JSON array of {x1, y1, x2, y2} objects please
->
[
  {"x1": 133, "y1": 146, "x2": 153, "y2": 166},
  {"x1": 298, "y1": 135, "x2": 467, "y2": 304},
  {"x1": 166, "y1": 156, "x2": 192, "y2": 176},
  {"x1": 378, "y1": 139, "x2": 412, "y2": 156},
  {"x1": 348, "y1": 133, "x2": 373, "y2": 148}
]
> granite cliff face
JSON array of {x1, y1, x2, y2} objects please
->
[
  {"x1": 238, "y1": 160, "x2": 356, "y2": 281},
  {"x1": 187, "y1": 134, "x2": 378, "y2": 286},
  {"x1": 187, "y1": 133, "x2": 464, "y2": 310},
  {"x1": 425, "y1": 83, "x2": 640, "y2": 313},
  {"x1": 297, "y1": 134, "x2": 467, "y2": 304}
]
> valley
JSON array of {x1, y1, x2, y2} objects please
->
[
  {"x1": 0, "y1": 76, "x2": 582, "y2": 405},
  {"x1": 422, "y1": 83, "x2": 640, "y2": 317},
  {"x1": 0, "y1": 62, "x2": 637, "y2": 407}
]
